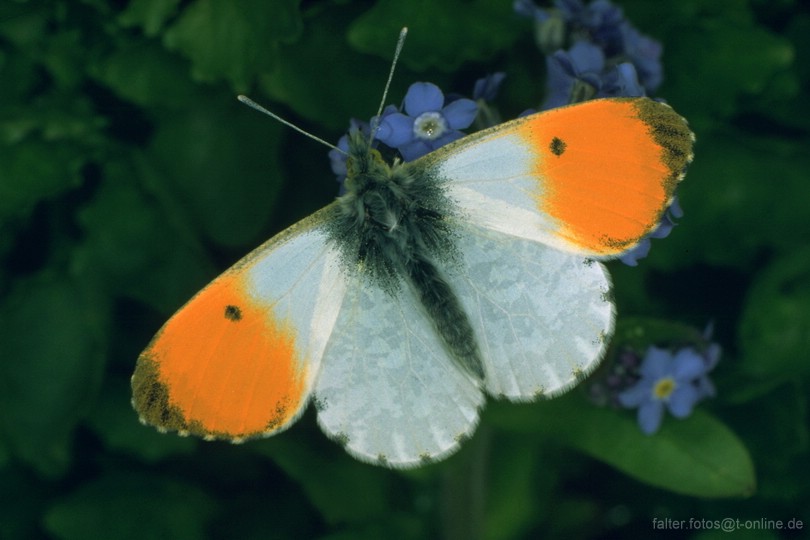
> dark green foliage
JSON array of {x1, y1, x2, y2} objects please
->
[{"x1": 0, "y1": 0, "x2": 808, "y2": 538}]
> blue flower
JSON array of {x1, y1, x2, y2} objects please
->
[
  {"x1": 544, "y1": 41, "x2": 605, "y2": 108},
  {"x1": 517, "y1": 0, "x2": 663, "y2": 101},
  {"x1": 471, "y1": 72, "x2": 507, "y2": 129},
  {"x1": 472, "y1": 72, "x2": 507, "y2": 102},
  {"x1": 695, "y1": 343, "x2": 721, "y2": 399},
  {"x1": 543, "y1": 41, "x2": 645, "y2": 109},
  {"x1": 620, "y1": 197, "x2": 683, "y2": 266},
  {"x1": 618, "y1": 345, "x2": 717, "y2": 435},
  {"x1": 375, "y1": 82, "x2": 478, "y2": 162},
  {"x1": 620, "y1": 23, "x2": 663, "y2": 92}
]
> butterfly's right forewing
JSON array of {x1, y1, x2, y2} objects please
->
[{"x1": 132, "y1": 204, "x2": 346, "y2": 441}]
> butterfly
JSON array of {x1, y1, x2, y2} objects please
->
[{"x1": 131, "y1": 93, "x2": 693, "y2": 468}]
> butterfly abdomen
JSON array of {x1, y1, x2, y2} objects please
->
[{"x1": 404, "y1": 253, "x2": 485, "y2": 380}]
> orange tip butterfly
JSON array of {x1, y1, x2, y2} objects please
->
[{"x1": 132, "y1": 29, "x2": 694, "y2": 468}]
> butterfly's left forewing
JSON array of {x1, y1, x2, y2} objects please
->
[
  {"x1": 419, "y1": 97, "x2": 694, "y2": 258},
  {"x1": 132, "y1": 204, "x2": 346, "y2": 441}
]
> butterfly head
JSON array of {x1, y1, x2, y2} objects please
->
[
  {"x1": 342, "y1": 129, "x2": 389, "y2": 192},
  {"x1": 337, "y1": 129, "x2": 406, "y2": 232}
]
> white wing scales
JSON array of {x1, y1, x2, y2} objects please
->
[
  {"x1": 422, "y1": 130, "x2": 567, "y2": 250},
  {"x1": 448, "y1": 223, "x2": 614, "y2": 400},
  {"x1": 245, "y1": 211, "x2": 347, "y2": 377},
  {"x1": 309, "y1": 222, "x2": 613, "y2": 466},
  {"x1": 314, "y1": 271, "x2": 484, "y2": 468}
]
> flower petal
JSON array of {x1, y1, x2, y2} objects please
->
[
  {"x1": 399, "y1": 139, "x2": 433, "y2": 162},
  {"x1": 695, "y1": 376, "x2": 716, "y2": 400},
  {"x1": 404, "y1": 82, "x2": 444, "y2": 116},
  {"x1": 542, "y1": 52, "x2": 576, "y2": 109},
  {"x1": 473, "y1": 72, "x2": 506, "y2": 101},
  {"x1": 703, "y1": 343, "x2": 722, "y2": 371},
  {"x1": 618, "y1": 380, "x2": 651, "y2": 408},
  {"x1": 568, "y1": 40, "x2": 605, "y2": 75},
  {"x1": 618, "y1": 238, "x2": 651, "y2": 266},
  {"x1": 672, "y1": 349, "x2": 708, "y2": 381},
  {"x1": 442, "y1": 99, "x2": 478, "y2": 129},
  {"x1": 376, "y1": 113, "x2": 414, "y2": 147},
  {"x1": 638, "y1": 399, "x2": 664, "y2": 435},
  {"x1": 609, "y1": 62, "x2": 645, "y2": 97},
  {"x1": 639, "y1": 346, "x2": 672, "y2": 379},
  {"x1": 668, "y1": 384, "x2": 700, "y2": 418},
  {"x1": 431, "y1": 130, "x2": 465, "y2": 151}
]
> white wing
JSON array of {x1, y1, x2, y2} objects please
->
[
  {"x1": 447, "y1": 222, "x2": 614, "y2": 400},
  {"x1": 244, "y1": 207, "x2": 348, "y2": 381},
  {"x1": 313, "y1": 271, "x2": 485, "y2": 468}
]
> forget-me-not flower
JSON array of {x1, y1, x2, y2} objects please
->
[
  {"x1": 374, "y1": 82, "x2": 478, "y2": 162},
  {"x1": 618, "y1": 345, "x2": 717, "y2": 434},
  {"x1": 619, "y1": 198, "x2": 684, "y2": 266}
]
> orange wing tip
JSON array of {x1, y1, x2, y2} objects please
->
[
  {"x1": 132, "y1": 350, "x2": 302, "y2": 441},
  {"x1": 526, "y1": 98, "x2": 694, "y2": 256},
  {"x1": 131, "y1": 274, "x2": 312, "y2": 442},
  {"x1": 632, "y1": 98, "x2": 695, "y2": 184},
  {"x1": 131, "y1": 353, "x2": 191, "y2": 433}
]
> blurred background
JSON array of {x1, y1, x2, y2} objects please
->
[{"x1": 1, "y1": 0, "x2": 809, "y2": 538}]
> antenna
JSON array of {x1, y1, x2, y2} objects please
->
[
  {"x1": 236, "y1": 95, "x2": 342, "y2": 153},
  {"x1": 369, "y1": 27, "x2": 408, "y2": 144},
  {"x1": 237, "y1": 27, "x2": 409, "y2": 155}
]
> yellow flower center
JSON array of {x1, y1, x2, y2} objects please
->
[
  {"x1": 653, "y1": 377, "x2": 676, "y2": 400},
  {"x1": 413, "y1": 112, "x2": 447, "y2": 140}
]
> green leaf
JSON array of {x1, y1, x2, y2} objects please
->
[
  {"x1": 786, "y1": 14, "x2": 810, "y2": 87},
  {"x1": 660, "y1": 0, "x2": 794, "y2": 131},
  {"x1": 260, "y1": 7, "x2": 395, "y2": 130},
  {"x1": 85, "y1": 377, "x2": 197, "y2": 463},
  {"x1": 74, "y1": 157, "x2": 216, "y2": 312},
  {"x1": 348, "y1": 0, "x2": 520, "y2": 72},
  {"x1": 726, "y1": 383, "x2": 808, "y2": 503},
  {"x1": 738, "y1": 247, "x2": 810, "y2": 380},
  {"x1": 610, "y1": 317, "x2": 708, "y2": 352},
  {"x1": 0, "y1": 1, "x2": 49, "y2": 49},
  {"x1": 0, "y1": 273, "x2": 108, "y2": 477},
  {"x1": 482, "y1": 432, "x2": 547, "y2": 540},
  {"x1": 163, "y1": 0, "x2": 302, "y2": 90},
  {"x1": 252, "y1": 432, "x2": 393, "y2": 525},
  {"x1": 0, "y1": 93, "x2": 104, "y2": 223},
  {"x1": 319, "y1": 516, "x2": 424, "y2": 540},
  {"x1": 0, "y1": 139, "x2": 85, "y2": 221},
  {"x1": 118, "y1": 0, "x2": 182, "y2": 36},
  {"x1": 44, "y1": 473, "x2": 217, "y2": 540},
  {"x1": 88, "y1": 39, "x2": 198, "y2": 108},
  {"x1": 0, "y1": 466, "x2": 49, "y2": 540},
  {"x1": 146, "y1": 92, "x2": 286, "y2": 248},
  {"x1": 489, "y1": 395, "x2": 755, "y2": 498},
  {"x1": 654, "y1": 131, "x2": 810, "y2": 270}
]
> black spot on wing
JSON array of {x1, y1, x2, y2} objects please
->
[
  {"x1": 550, "y1": 136, "x2": 567, "y2": 156},
  {"x1": 224, "y1": 304, "x2": 242, "y2": 321}
]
